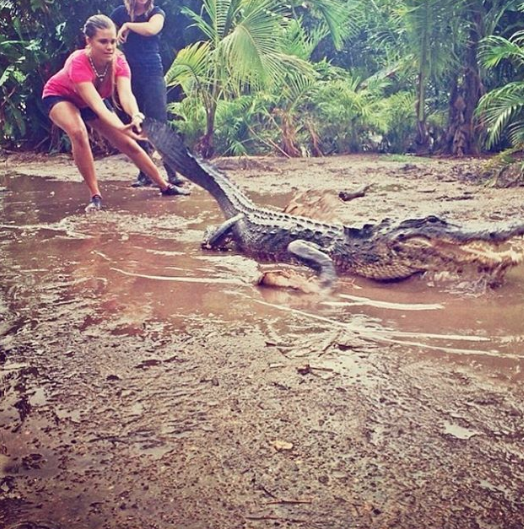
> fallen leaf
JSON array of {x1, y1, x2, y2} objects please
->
[{"x1": 272, "y1": 440, "x2": 294, "y2": 451}]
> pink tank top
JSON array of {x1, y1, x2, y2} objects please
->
[{"x1": 43, "y1": 49, "x2": 131, "y2": 108}]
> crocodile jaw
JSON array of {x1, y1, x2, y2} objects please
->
[{"x1": 389, "y1": 235, "x2": 524, "y2": 282}]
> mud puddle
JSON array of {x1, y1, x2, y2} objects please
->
[
  {"x1": 1, "y1": 164, "x2": 524, "y2": 529},
  {"x1": 2, "y1": 173, "x2": 523, "y2": 372}
]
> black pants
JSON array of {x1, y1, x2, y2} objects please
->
[{"x1": 131, "y1": 67, "x2": 177, "y2": 181}]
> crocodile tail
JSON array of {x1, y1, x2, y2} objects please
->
[{"x1": 142, "y1": 118, "x2": 216, "y2": 189}]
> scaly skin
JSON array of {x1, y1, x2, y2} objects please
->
[{"x1": 144, "y1": 119, "x2": 524, "y2": 287}]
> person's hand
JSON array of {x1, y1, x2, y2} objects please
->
[
  {"x1": 121, "y1": 122, "x2": 146, "y2": 141},
  {"x1": 130, "y1": 111, "x2": 145, "y2": 133},
  {"x1": 117, "y1": 24, "x2": 129, "y2": 44}
]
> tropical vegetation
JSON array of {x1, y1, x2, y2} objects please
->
[{"x1": 1, "y1": 0, "x2": 524, "y2": 166}]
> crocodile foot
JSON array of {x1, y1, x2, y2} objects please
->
[{"x1": 257, "y1": 269, "x2": 321, "y2": 294}]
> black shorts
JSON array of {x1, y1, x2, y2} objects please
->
[{"x1": 42, "y1": 95, "x2": 114, "y2": 122}]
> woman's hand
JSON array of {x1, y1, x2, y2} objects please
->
[
  {"x1": 117, "y1": 23, "x2": 129, "y2": 44},
  {"x1": 130, "y1": 111, "x2": 145, "y2": 133},
  {"x1": 121, "y1": 121, "x2": 146, "y2": 141}
]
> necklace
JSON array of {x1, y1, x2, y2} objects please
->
[{"x1": 87, "y1": 53, "x2": 109, "y2": 81}]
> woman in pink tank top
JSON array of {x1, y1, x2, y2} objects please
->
[{"x1": 42, "y1": 14, "x2": 189, "y2": 212}]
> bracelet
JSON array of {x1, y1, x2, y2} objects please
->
[{"x1": 132, "y1": 112, "x2": 145, "y2": 120}]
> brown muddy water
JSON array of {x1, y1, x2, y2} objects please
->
[
  {"x1": 1, "y1": 168, "x2": 524, "y2": 529},
  {"x1": 2, "y1": 174, "x2": 524, "y2": 371}
]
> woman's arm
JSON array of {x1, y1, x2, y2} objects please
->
[
  {"x1": 76, "y1": 81, "x2": 142, "y2": 139},
  {"x1": 115, "y1": 76, "x2": 146, "y2": 132},
  {"x1": 117, "y1": 13, "x2": 164, "y2": 43}
]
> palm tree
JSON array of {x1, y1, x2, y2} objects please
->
[
  {"x1": 444, "y1": 0, "x2": 521, "y2": 156},
  {"x1": 165, "y1": 0, "x2": 312, "y2": 157},
  {"x1": 165, "y1": 0, "x2": 347, "y2": 157},
  {"x1": 344, "y1": 0, "x2": 459, "y2": 154},
  {"x1": 477, "y1": 28, "x2": 524, "y2": 150},
  {"x1": 396, "y1": 0, "x2": 458, "y2": 154},
  {"x1": 351, "y1": 0, "x2": 520, "y2": 155}
]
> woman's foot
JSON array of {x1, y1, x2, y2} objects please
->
[
  {"x1": 85, "y1": 194, "x2": 102, "y2": 213},
  {"x1": 131, "y1": 172, "x2": 153, "y2": 187},
  {"x1": 161, "y1": 184, "x2": 191, "y2": 196},
  {"x1": 167, "y1": 171, "x2": 186, "y2": 186}
]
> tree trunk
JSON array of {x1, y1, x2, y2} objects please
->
[
  {"x1": 445, "y1": 3, "x2": 484, "y2": 156},
  {"x1": 197, "y1": 104, "x2": 216, "y2": 159},
  {"x1": 276, "y1": 110, "x2": 302, "y2": 158},
  {"x1": 415, "y1": 71, "x2": 430, "y2": 155}
]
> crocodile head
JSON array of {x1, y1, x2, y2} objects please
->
[{"x1": 343, "y1": 215, "x2": 524, "y2": 285}]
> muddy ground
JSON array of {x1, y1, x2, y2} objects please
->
[{"x1": 1, "y1": 151, "x2": 524, "y2": 529}]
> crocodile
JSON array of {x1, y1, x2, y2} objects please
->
[{"x1": 143, "y1": 118, "x2": 524, "y2": 287}]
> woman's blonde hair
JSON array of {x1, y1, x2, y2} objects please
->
[
  {"x1": 124, "y1": 0, "x2": 154, "y2": 21},
  {"x1": 82, "y1": 14, "x2": 115, "y2": 39}
]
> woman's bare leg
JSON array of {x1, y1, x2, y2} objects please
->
[
  {"x1": 49, "y1": 102, "x2": 101, "y2": 198},
  {"x1": 89, "y1": 119, "x2": 170, "y2": 191}
]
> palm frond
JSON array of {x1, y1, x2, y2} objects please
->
[
  {"x1": 397, "y1": 0, "x2": 458, "y2": 79},
  {"x1": 165, "y1": 41, "x2": 211, "y2": 92},
  {"x1": 507, "y1": 119, "x2": 524, "y2": 147},
  {"x1": 513, "y1": 29, "x2": 524, "y2": 47},
  {"x1": 215, "y1": 0, "x2": 243, "y2": 40},
  {"x1": 477, "y1": 82, "x2": 524, "y2": 147},
  {"x1": 283, "y1": 18, "x2": 327, "y2": 61},
  {"x1": 304, "y1": 0, "x2": 352, "y2": 50},
  {"x1": 181, "y1": 5, "x2": 216, "y2": 43},
  {"x1": 479, "y1": 35, "x2": 524, "y2": 69},
  {"x1": 220, "y1": 0, "x2": 286, "y2": 88}
]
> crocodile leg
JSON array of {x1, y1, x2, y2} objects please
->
[
  {"x1": 287, "y1": 240, "x2": 337, "y2": 287},
  {"x1": 202, "y1": 213, "x2": 244, "y2": 249}
]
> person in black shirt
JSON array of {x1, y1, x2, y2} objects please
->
[{"x1": 110, "y1": 0, "x2": 188, "y2": 191}]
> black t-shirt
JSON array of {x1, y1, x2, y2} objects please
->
[{"x1": 110, "y1": 5, "x2": 165, "y2": 74}]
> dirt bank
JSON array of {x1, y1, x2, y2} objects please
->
[{"x1": 1, "y1": 152, "x2": 523, "y2": 529}]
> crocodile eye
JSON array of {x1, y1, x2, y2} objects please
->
[{"x1": 427, "y1": 216, "x2": 438, "y2": 223}]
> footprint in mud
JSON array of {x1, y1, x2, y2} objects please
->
[
  {"x1": 134, "y1": 358, "x2": 163, "y2": 369},
  {"x1": 21, "y1": 453, "x2": 46, "y2": 471},
  {"x1": 2, "y1": 453, "x2": 46, "y2": 475}
]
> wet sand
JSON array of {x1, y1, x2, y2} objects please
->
[{"x1": 1, "y1": 152, "x2": 523, "y2": 529}]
